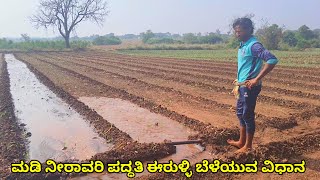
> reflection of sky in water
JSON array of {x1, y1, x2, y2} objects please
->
[
  {"x1": 76, "y1": 97, "x2": 212, "y2": 180},
  {"x1": 6, "y1": 54, "x2": 113, "y2": 163},
  {"x1": 80, "y1": 97, "x2": 198, "y2": 144}
]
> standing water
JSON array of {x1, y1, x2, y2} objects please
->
[
  {"x1": 79, "y1": 97, "x2": 214, "y2": 162},
  {"x1": 78, "y1": 97, "x2": 213, "y2": 179},
  {"x1": 5, "y1": 54, "x2": 112, "y2": 162}
]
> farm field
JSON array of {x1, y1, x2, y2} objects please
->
[
  {"x1": 118, "y1": 49, "x2": 320, "y2": 67},
  {"x1": 0, "y1": 50, "x2": 319, "y2": 179}
]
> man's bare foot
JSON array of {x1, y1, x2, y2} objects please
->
[
  {"x1": 227, "y1": 139, "x2": 244, "y2": 148},
  {"x1": 235, "y1": 146, "x2": 252, "y2": 154}
]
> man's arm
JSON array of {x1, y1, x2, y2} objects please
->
[
  {"x1": 245, "y1": 43, "x2": 278, "y2": 89},
  {"x1": 245, "y1": 64, "x2": 276, "y2": 88}
]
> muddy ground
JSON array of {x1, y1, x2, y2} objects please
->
[
  {"x1": 1, "y1": 54, "x2": 178, "y2": 179},
  {"x1": 0, "y1": 54, "x2": 27, "y2": 178},
  {"x1": 0, "y1": 51, "x2": 319, "y2": 179}
]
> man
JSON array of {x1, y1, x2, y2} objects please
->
[{"x1": 227, "y1": 17, "x2": 278, "y2": 153}]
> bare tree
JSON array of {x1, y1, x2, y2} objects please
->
[
  {"x1": 31, "y1": 0, "x2": 109, "y2": 48},
  {"x1": 21, "y1": 34, "x2": 31, "y2": 42}
]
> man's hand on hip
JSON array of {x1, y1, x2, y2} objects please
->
[{"x1": 245, "y1": 78, "x2": 259, "y2": 89}]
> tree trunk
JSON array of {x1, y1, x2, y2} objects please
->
[{"x1": 65, "y1": 35, "x2": 71, "y2": 48}]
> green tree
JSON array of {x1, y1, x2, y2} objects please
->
[
  {"x1": 282, "y1": 30, "x2": 298, "y2": 47},
  {"x1": 227, "y1": 37, "x2": 240, "y2": 48},
  {"x1": 197, "y1": 33, "x2": 223, "y2": 44},
  {"x1": 207, "y1": 33, "x2": 223, "y2": 44},
  {"x1": 313, "y1": 29, "x2": 320, "y2": 39},
  {"x1": 256, "y1": 24, "x2": 283, "y2": 50},
  {"x1": 296, "y1": 39, "x2": 311, "y2": 49},
  {"x1": 310, "y1": 39, "x2": 320, "y2": 48},
  {"x1": 21, "y1": 34, "x2": 31, "y2": 42},
  {"x1": 93, "y1": 35, "x2": 122, "y2": 45},
  {"x1": 141, "y1": 30, "x2": 155, "y2": 43},
  {"x1": 182, "y1": 33, "x2": 198, "y2": 44},
  {"x1": 298, "y1": 25, "x2": 316, "y2": 40}
]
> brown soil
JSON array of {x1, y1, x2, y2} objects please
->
[
  {"x1": 0, "y1": 54, "x2": 27, "y2": 179},
  {"x1": 1, "y1": 50, "x2": 318, "y2": 179}
]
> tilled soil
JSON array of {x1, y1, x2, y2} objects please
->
[
  {"x1": 0, "y1": 54, "x2": 27, "y2": 179},
  {"x1": 2, "y1": 51, "x2": 319, "y2": 179}
]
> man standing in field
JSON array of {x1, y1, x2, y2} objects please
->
[{"x1": 227, "y1": 17, "x2": 279, "y2": 153}]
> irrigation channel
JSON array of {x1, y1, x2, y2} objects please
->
[{"x1": 6, "y1": 54, "x2": 112, "y2": 162}]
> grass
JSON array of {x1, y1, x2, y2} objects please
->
[
  {"x1": 119, "y1": 43, "x2": 228, "y2": 50},
  {"x1": 118, "y1": 49, "x2": 237, "y2": 60},
  {"x1": 117, "y1": 49, "x2": 320, "y2": 68}
]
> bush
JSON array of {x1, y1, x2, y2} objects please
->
[
  {"x1": 70, "y1": 40, "x2": 91, "y2": 50},
  {"x1": 296, "y1": 39, "x2": 311, "y2": 49},
  {"x1": 182, "y1": 33, "x2": 224, "y2": 44},
  {"x1": 141, "y1": 30, "x2": 155, "y2": 43},
  {"x1": 146, "y1": 38, "x2": 175, "y2": 44},
  {"x1": 310, "y1": 39, "x2": 320, "y2": 48},
  {"x1": 0, "y1": 38, "x2": 91, "y2": 51},
  {"x1": 278, "y1": 41, "x2": 290, "y2": 51},
  {"x1": 182, "y1": 33, "x2": 199, "y2": 44},
  {"x1": 93, "y1": 36, "x2": 122, "y2": 45},
  {"x1": 18, "y1": 41, "x2": 66, "y2": 50},
  {"x1": 0, "y1": 38, "x2": 14, "y2": 49},
  {"x1": 227, "y1": 37, "x2": 239, "y2": 49},
  {"x1": 197, "y1": 34, "x2": 223, "y2": 44}
]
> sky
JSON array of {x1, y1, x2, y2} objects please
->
[{"x1": 0, "y1": 0, "x2": 319, "y2": 38}]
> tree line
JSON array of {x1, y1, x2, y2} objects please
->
[
  {"x1": 25, "y1": 0, "x2": 319, "y2": 50},
  {"x1": 256, "y1": 24, "x2": 320, "y2": 50},
  {"x1": 1, "y1": 23, "x2": 319, "y2": 50},
  {"x1": 140, "y1": 25, "x2": 320, "y2": 50}
]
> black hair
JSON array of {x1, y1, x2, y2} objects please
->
[{"x1": 232, "y1": 17, "x2": 254, "y2": 34}]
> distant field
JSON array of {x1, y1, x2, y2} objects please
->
[{"x1": 118, "y1": 49, "x2": 320, "y2": 68}]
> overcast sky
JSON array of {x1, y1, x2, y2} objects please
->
[{"x1": 0, "y1": 0, "x2": 319, "y2": 38}]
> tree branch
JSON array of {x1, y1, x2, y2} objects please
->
[{"x1": 31, "y1": 0, "x2": 109, "y2": 48}]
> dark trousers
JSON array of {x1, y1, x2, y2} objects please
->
[{"x1": 236, "y1": 84, "x2": 262, "y2": 133}]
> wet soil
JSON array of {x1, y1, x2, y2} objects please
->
[
  {"x1": 79, "y1": 97, "x2": 197, "y2": 143},
  {"x1": 0, "y1": 54, "x2": 27, "y2": 179},
  {"x1": 6, "y1": 54, "x2": 113, "y2": 162},
  {"x1": 6, "y1": 51, "x2": 320, "y2": 179}
]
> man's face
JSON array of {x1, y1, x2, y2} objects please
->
[{"x1": 234, "y1": 25, "x2": 250, "y2": 42}]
